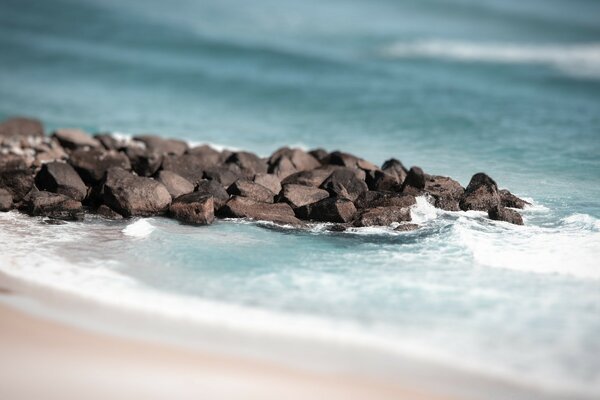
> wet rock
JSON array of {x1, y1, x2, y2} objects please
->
[
  {"x1": 281, "y1": 168, "x2": 333, "y2": 188},
  {"x1": 204, "y1": 165, "x2": 242, "y2": 187},
  {"x1": 253, "y1": 173, "x2": 281, "y2": 195},
  {"x1": 156, "y1": 170, "x2": 194, "y2": 199},
  {"x1": 35, "y1": 161, "x2": 87, "y2": 201},
  {"x1": 103, "y1": 168, "x2": 171, "y2": 217},
  {"x1": 169, "y1": 193, "x2": 214, "y2": 225},
  {"x1": 161, "y1": 154, "x2": 214, "y2": 185},
  {"x1": 381, "y1": 158, "x2": 408, "y2": 184},
  {"x1": 0, "y1": 188, "x2": 12, "y2": 211},
  {"x1": 394, "y1": 223, "x2": 419, "y2": 232},
  {"x1": 320, "y1": 168, "x2": 368, "y2": 201},
  {"x1": 21, "y1": 190, "x2": 84, "y2": 221},
  {"x1": 296, "y1": 197, "x2": 357, "y2": 223},
  {"x1": 354, "y1": 191, "x2": 416, "y2": 210},
  {"x1": 488, "y1": 205, "x2": 523, "y2": 225},
  {"x1": 69, "y1": 148, "x2": 132, "y2": 183},
  {"x1": 459, "y1": 173, "x2": 500, "y2": 211},
  {"x1": 499, "y1": 189, "x2": 530, "y2": 209},
  {"x1": 125, "y1": 147, "x2": 162, "y2": 177},
  {"x1": 424, "y1": 175, "x2": 464, "y2": 211},
  {"x1": 227, "y1": 179, "x2": 275, "y2": 203},
  {"x1": 0, "y1": 169, "x2": 35, "y2": 202},
  {"x1": 96, "y1": 204, "x2": 123, "y2": 220},
  {"x1": 196, "y1": 180, "x2": 230, "y2": 210},
  {"x1": 133, "y1": 135, "x2": 188, "y2": 156},
  {"x1": 218, "y1": 196, "x2": 302, "y2": 226},
  {"x1": 401, "y1": 166, "x2": 426, "y2": 191},
  {"x1": 353, "y1": 206, "x2": 411, "y2": 227},
  {"x1": 0, "y1": 117, "x2": 44, "y2": 138},
  {"x1": 279, "y1": 184, "x2": 329, "y2": 209},
  {"x1": 52, "y1": 128, "x2": 100, "y2": 150},
  {"x1": 226, "y1": 151, "x2": 268, "y2": 177}
]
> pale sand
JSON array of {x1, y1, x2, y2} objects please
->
[{"x1": 0, "y1": 300, "x2": 453, "y2": 400}]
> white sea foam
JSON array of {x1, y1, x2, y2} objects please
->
[
  {"x1": 122, "y1": 219, "x2": 155, "y2": 237},
  {"x1": 381, "y1": 40, "x2": 600, "y2": 78}
]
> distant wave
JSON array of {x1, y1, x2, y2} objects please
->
[{"x1": 381, "y1": 40, "x2": 600, "y2": 78}]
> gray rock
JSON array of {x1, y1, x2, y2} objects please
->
[
  {"x1": 218, "y1": 196, "x2": 302, "y2": 226},
  {"x1": 69, "y1": 148, "x2": 132, "y2": 183},
  {"x1": 125, "y1": 147, "x2": 163, "y2": 177},
  {"x1": 53, "y1": 128, "x2": 100, "y2": 149},
  {"x1": 354, "y1": 191, "x2": 416, "y2": 210},
  {"x1": 0, "y1": 169, "x2": 35, "y2": 202},
  {"x1": 488, "y1": 205, "x2": 523, "y2": 225},
  {"x1": 296, "y1": 197, "x2": 357, "y2": 223},
  {"x1": 227, "y1": 179, "x2": 275, "y2": 203},
  {"x1": 460, "y1": 173, "x2": 500, "y2": 211},
  {"x1": 320, "y1": 168, "x2": 368, "y2": 201},
  {"x1": 35, "y1": 161, "x2": 87, "y2": 201},
  {"x1": 21, "y1": 190, "x2": 84, "y2": 221},
  {"x1": 133, "y1": 135, "x2": 188, "y2": 156},
  {"x1": 499, "y1": 189, "x2": 530, "y2": 209},
  {"x1": 204, "y1": 165, "x2": 242, "y2": 187},
  {"x1": 0, "y1": 188, "x2": 12, "y2": 211},
  {"x1": 394, "y1": 223, "x2": 419, "y2": 232},
  {"x1": 170, "y1": 193, "x2": 214, "y2": 225},
  {"x1": 253, "y1": 173, "x2": 281, "y2": 195},
  {"x1": 424, "y1": 175, "x2": 464, "y2": 211},
  {"x1": 156, "y1": 170, "x2": 194, "y2": 199},
  {"x1": 196, "y1": 180, "x2": 230, "y2": 210},
  {"x1": 353, "y1": 206, "x2": 411, "y2": 227},
  {"x1": 161, "y1": 154, "x2": 215, "y2": 185},
  {"x1": 96, "y1": 204, "x2": 123, "y2": 220},
  {"x1": 281, "y1": 168, "x2": 333, "y2": 188},
  {"x1": 226, "y1": 151, "x2": 268, "y2": 177},
  {"x1": 279, "y1": 184, "x2": 329, "y2": 208}
]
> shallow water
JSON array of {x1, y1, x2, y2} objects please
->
[{"x1": 1, "y1": 0, "x2": 600, "y2": 398}]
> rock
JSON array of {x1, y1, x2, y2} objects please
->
[
  {"x1": 354, "y1": 191, "x2": 416, "y2": 209},
  {"x1": 204, "y1": 165, "x2": 242, "y2": 187},
  {"x1": 35, "y1": 161, "x2": 87, "y2": 201},
  {"x1": 401, "y1": 166, "x2": 426, "y2": 191},
  {"x1": 279, "y1": 184, "x2": 329, "y2": 208},
  {"x1": 320, "y1": 168, "x2": 368, "y2": 201},
  {"x1": 308, "y1": 148, "x2": 328, "y2": 162},
  {"x1": 156, "y1": 170, "x2": 194, "y2": 199},
  {"x1": 133, "y1": 135, "x2": 188, "y2": 156},
  {"x1": 0, "y1": 154, "x2": 28, "y2": 171},
  {"x1": 0, "y1": 188, "x2": 12, "y2": 211},
  {"x1": 424, "y1": 175, "x2": 464, "y2": 211},
  {"x1": 296, "y1": 197, "x2": 357, "y2": 223},
  {"x1": 0, "y1": 117, "x2": 44, "y2": 138},
  {"x1": 226, "y1": 151, "x2": 268, "y2": 177},
  {"x1": 253, "y1": 173, "x2": 281, "y2": 195},
  {"x1": 103, "y1": 168, "x2": 171, "y2": 217},
  {"x1": 268, "y1": 147, "x2": 320, "y2": 178},
  {"x1": 52, "y1": 128, "x2": 100, "y2": 149},
  {"x1": 125, "y1": 147, "x2": 163, "y2": 177},
  {"x1": 326, "y1": 223, "x2": 350, "y2": 232},
  {"x1": 488, "y1": 205, "x2": 523, "y2": 225},
  {"x1": 21, "y1": 190, "x2": 84, "y2": 221},
  {"x1": 33, "y1": 139, "x2": 67, "y2": 166},
  {"x1": 353, "y1": 206, "x2": 411, "y2": 227},
  {"x1": 227, "y1": 179, "x2": 275, "y2": 203},
  {"x1": 324, "y1": 151, "x2": 360, "y2": 168},
  {"x1": 162, "y1": 154, "x2": 215, "y2": 185},
  {"x1": 381, "y1": 158, "x2": 408, "y2": 184},
  {"x1": 196, "y1": 180, "x2": 230, "y2": 210},
  {"x1": 281, "y1": 168, "x2": 333, "y2": 188},
  {"x1": 169, "y1": 193, "x2": 214, "y2": 225},
  {"x1": 0, "y1": 169, "x2": 35, "y2": 202},
  {"x1": 69, "y1": 148, "x2": 132, "y2": 183},
  {"x1": 94, "y1": 134, "x2": 124, "y2": 151},
  {"x1": 218, "y1": 196, "x2": 302, "y2": 226},
  {"x1": 186, "y1": 145, "x2": 223, "y2": 164},
  {"x1": 499, "y1": 189, "x2": 530, "y2": 209},
  {"x1": 96, "y1": 204, "x2": 123, "y2": 220},
  {"x1": 268, "y1": 154, "x2": 296, "y2": 179},
  {"x1": 366, "y1": 170, "x2": 401, "y2": 192},
  {"x1": 459, "y1": 173, "x2": 500, "y2": 211},
  {"x1": 394, "y1": 223, "x2": 419, "y2": 232}
]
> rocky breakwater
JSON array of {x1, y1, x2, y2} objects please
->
[{"x1": 0, "y1": 117, "x2": 530, "y2": 228}]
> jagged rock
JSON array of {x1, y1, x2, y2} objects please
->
[
  {"x1": 424, "y1": 175, "x2": 464, "y2": 211},
  {"x1": 186, "y1": 145, "x2": 224, "y2": 164},
  {"x1": 296, "y1": 197, "x2": 357, "y2": 223},
  {"x1": 281, "y1": 168, "x2": 333, "y2": 188},
  {"x1": 94, "y1": 134, "x2": 123, "y2": 151},
  {"x1": 33, "y1": 139, "x2": 67, "y2": 166},
  {"x1": 460, "y1": 173, "x2": 500, "y2": 211},
  {"x1": 354, "y1": 191, "x2": 416, "y2": 209},
  {"x1": 268, "y1": 147, "x2": 320, "y2": 178},
  {"x1": 133, "y1": 135, "x2": 188, "y2": 156},
  {"x1": 253, "y1": 173, "x2": 281, "y2": 195},
  {"x1": 308, "y1": 148, "x2": 328, "y2": 162},
  {"x1": 156, "y1": 170, "x2": 194, "y2": 199},
  {"x1": 279, "y1": 184, "x2": 329, "y2": 208},
  {"x1": 226, "y1": 151, "x2": 268, "y2": 177},
  {"x1": 204, "y1": 165, "x2": 242, "y2": 187},
  {"x1": 320, "y1": 168, "x2": 368, "y2": 201},
  {"x1": 52, "y1": 128, "x2": 100, "y2": 149},
  {"x1": 227, "y1": 179, "x2": 275, "y2": 203},
  {"x1": 218, "y1": 196, "x2": 302, "y2": 226},
  {"x1": 353, "y1": 206, "x2": 411, "y2": 227},
  {"x1": 395, "y1": 223, "x2": 419, "y2": 232},
  {"x1": 35, "y1": 162, "x2": 87, "y2": 201},
  {"x1": 325, "y1": 151, "x2": 360, "y2": 168},
  {"x1": 0, "y1": 169, "x2": 35, "y2": 202},
  {"x1": 0, "y1": 117, "x2": 44, "y2": 138},
  {"x1": 196, "y1": 180, "x2": 230, "y2": 210},
  {"x1": 69, "y1": 148, "x2": 131, "y2": 183},
  {"x1": 0, "y1": 188, "x2": 12, "y2": 211},
  {"x1": 96, "y1": 204, "x2": 123, "y2": 220},
  {"x1": 326, "y1": 223, "x2": 350, "y2": 232},
  {"x1": 162, "y1": 154, "x2": 215, "y2": 185},
  {"x1": 125, "y1": 146, "x2": 162, "y2": 177},
  {"x1": 103, "y1": 168, "x2": 171, "y2": 217},
  {"x1": 21, "y1": 190, "x2": 84, "y2": 221},
  {"x1": 499, "y1": 189, "x2": 530, "y2": 209},
  {"x1": 488, "y1": 205, "x2": 523, "y2": 225},
  {"x1": 401, "y1": 166, "x2": 426, "y2": 191},
  {"x1": 381, "y1": 158, "x2": 408, "y2": 184},
  {"x1": 366, "y1": 170, "x2": 401, "y2": 191},
  {"x1": 169, "y1": 193, "x2": 214, "y2": 225}
]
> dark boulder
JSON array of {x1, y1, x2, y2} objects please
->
[
  {"x1": 353, "y1": 206, "x2": 411, "y2": 227},
  {"x1": 96, "y1": 204, "x2": 123, "y2": 220},
  {"x1": 281, "y1": 168, "x2": 333, "y2": 188},
  {"x1": 279, "y1": 184, "x2": 329, "y2": 209},
  {"x1": 69, "y1": 148, "x2": 131, "y2": 183},
  {"x1": 203, "y1": 165, "x2": 242, "y2": 187},
  {"x1": 401, "y1": 166, "x2": 426, "y2": 191},
  {"x1": 0, "y1": 117, "x2": 44, "y2": 138},
  {"x1": 227, "y1": 179, "x2": 275, "y2": 203},
  {"x1": 366, "y1": 170, "x2": 401, "y2": 192},
  {"x1": 196, "y1": 180, "x2": 230, "y2": 210},
  {"x1": 296, "y1": 197, "x2": 357, "y2": 223},
  {"x1": 460, "y1": 173, "x2": 500, "y2": 211},
  {"x1": 169, "y1": 193, "x2": 214, "y2": 225},
  {"x1": 381, "y1": 158, "x2": 408, "y2": 184},
  {"x1": 253, "y1": 173, "x2": 281, "y2": 195},
  {"x1": 33, "y1": 139, "x2": 67, "y2": 166},
  {"x1": 103, "y1": 168, "x2": 171, "y2": 217},
  {"x1": 424, "y1": 175, "x2": 464, "y2": 211},
  {"x1": 94, "y1": 134, "x2": 124, "y2": 151},
  {"x1": 488, "y1": 205, "x2": 523, "y2": 225},
  {"x1": 320, "y1": 168, "x2": 368, "y2": 201},
  {"x1": 0, "y1": 169, "x2": 35, "y2": 202},
  {"x1": 161, "y1": 154, "x2": 214, "y2": 185},
  {"x1": 125, "y1": 146, "x2": 162, "y2": 177},
  {"x1": 186, "y1": 145, "x2": 223, "y2": 164},
  {"x1": 35, "y1": 161, "x2": 87, "y2": 201},
  {"x1": 499, "y1": 189, "x2": 530, "y2": 209},
  {"x1": 308, "y1": 148, "x2": 328, "y2": 162},
  {"x1": 21, "y1": 190, "x2": 84, "y2": 221},
  {"x1": 218, "y1": 196, "x2": 302, "y2": 226},
  {"x1": 324, "y1": 151, "x2": 360, "y2": 168},
  {"x1": 395, "y1": 223, "x2": 419, "y2": 232},
  {"x1": 354, "y1": 191, "x2": 416, "y2": 210},
  {"x1": 268, "y1": 147, "x2": 320, "y2": 178},
  {"x1": 0, "y1": 188, "x2": 12, "y2": 211},
  {"x1": 156, "y1": 170, "x2": 194, "y2": 199},
  {"x1": 226, "y1": 151, "x2": 268, "y2": 177},
  {"x1": 53, "y1": 128, "x2": 100, "y2": 150},
  {"x1": 133, "y1": 135, "x2": 188, "y2": 156}
]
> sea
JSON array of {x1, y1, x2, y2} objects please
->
[{"x1": 0, "y1": 0, "x2": 599, "y2": 399}]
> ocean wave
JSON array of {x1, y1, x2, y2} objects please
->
[
  {"x1": 122, "y1": 219, "x2": 156, "y2": 238},
  {"x1": 381, "y1": 40, "x2": 600, "y2": 79}
]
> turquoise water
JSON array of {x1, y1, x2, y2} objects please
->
[{"x1": 1, "y1": 0, "x2": 600, "y2": 398}]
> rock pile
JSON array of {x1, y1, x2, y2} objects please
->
[{"x1": 0, "y1": 117, "x2": 529, "y2": 228}]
